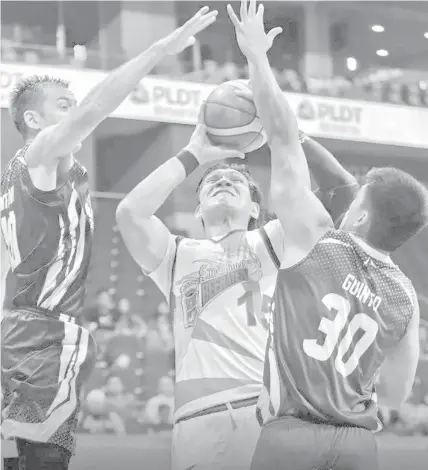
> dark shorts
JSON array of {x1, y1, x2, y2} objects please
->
[
  {"x1": 1, "y1": 310, "x2": 97, "y2": 454},
  {"x1": 251, "y1": 416, "x2": 378, "y2": 470}
]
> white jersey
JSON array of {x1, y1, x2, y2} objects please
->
[{"x1": 149, "y1": 220, "x2": 284, "y2": 422}]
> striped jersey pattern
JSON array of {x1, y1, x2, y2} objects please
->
[{"x1": 1, "y1": 147, "x2": 93, "y2": 318}]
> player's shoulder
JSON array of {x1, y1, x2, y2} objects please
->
[
  {"x1": 314, "y1": 228, "x2": 355, "y2": 251},
  {"x1": 246, "y1": 218, "x2": 283, "y2": 245},
  {"x1": 386, "y1": 265, "x2": 418, "y2": 309},
  {"x1": 1, "y1": 147, "x2": 28, "y2": 196}
]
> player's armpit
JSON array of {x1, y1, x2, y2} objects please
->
[
  {"x1": 377, "y1": 301, "x2": 420, "y2": 409},
  {"x1": 116, "y1": 211, "x2": 172, "y2": 275}
]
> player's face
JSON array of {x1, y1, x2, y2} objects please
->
[
  {"x1": 38, "y1": 85, "x2": 77, "y2": 128},
  {"x1": 197, "y1": 169, "x2": 259, "y2": 224}
]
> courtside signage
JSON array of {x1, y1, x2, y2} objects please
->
[{"x1": 1, "y1": 63, "x2": 428, "y2": 148}]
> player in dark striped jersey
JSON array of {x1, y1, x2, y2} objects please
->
[
  {"x1": 229, "y1": 1, "x2": 427, "y2": 469},
  {"x1": 0, "y1": 8, "x2": 218, "y2": 470}
]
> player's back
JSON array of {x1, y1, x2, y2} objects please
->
[
  {"x1": 1, "y1": 146, "x2": 94, "y2": 319},
  {"x1": 262, "y1": 229, "x2": 416, "y2": 431}
]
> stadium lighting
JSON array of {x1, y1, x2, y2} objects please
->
[
  {"x1": 376, "y1": 49, "x2": 389, "y2": 57},
  {"x1": 346, "y1": 57, "x2": 358, "y2": 71},
  {"x1": 424, "y1": 32, "x2": 428, "y2": 39},
  {"x1": 371, "y1": 25, "x2": 385, "y2": 32}
]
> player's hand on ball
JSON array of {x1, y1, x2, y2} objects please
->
[
  {"x1": 227, "y1": 0, "x2": 282, "y2": 61},
  {"x1": 185, "y1": 104, "x2": 245, "y2": 164},
  {"x1": 159, "y1": 6, "x2": 218, "y2": 55}
]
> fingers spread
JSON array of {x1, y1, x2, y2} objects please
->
[
  {"x1": 227, "y1": 4, "x2": 241, "y2": 28},
  {"x1": 267, "y1": 27, "x2": 282, "y2": 41},
  {"x1": 240, "y1": 0, "x2": 248, "y2": 21},
  {"x1": 248, "y1": 0, "x2": 257, "y2": 17}
]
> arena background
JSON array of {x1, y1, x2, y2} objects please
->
[{"x1": 1, "y1": 1, "x2": 428, "y2": 469}]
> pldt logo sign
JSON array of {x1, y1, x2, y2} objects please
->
[
  {"x1": 130, "y1": 83, "x2": 202, "y2": 108},
  {"x1": 297, "y1": 99, "x2": 363, "y2": 136},
  {"x1": 130, "y1": 83, "x2": 150, "y2": 104}
]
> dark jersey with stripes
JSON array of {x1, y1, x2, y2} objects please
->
[
  {"x1": 259, "y1": 229, "x2": 416, "y2": 431},
  {"x1": 1, "y1": 147, "x2": 94, "y2": 319}
]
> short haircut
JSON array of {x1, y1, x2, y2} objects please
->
[
  {"x1": 196, "y1": 163, "x2": 265, "y2": 230},
  {"x1": 9, "y1": 74, "x2": 69, "y2": 136},
  {"x1": 362, "y1": 167, "x2": 428, "y2": 251}
]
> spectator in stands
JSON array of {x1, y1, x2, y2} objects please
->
[
  {"x1": 104, "y1": 375, "x2": 130, "y2": 408},
  {"x1": 84, "y1": 288, "x2": 117, "y2": 332},
  {"x1": 142, "y1": 315, "x2": 175, "y2": 398},
  {"x1": 144, "y1": 376, "x2": 174, "y2": 432},
  {"x1": 115, "y1": 297, "x2": 147, "y2": 336},
  {"x1": 80, "y1": 389, "x2": 126, "y2": 435}
]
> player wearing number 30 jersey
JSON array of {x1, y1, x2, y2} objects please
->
[
  {"x1": 252, "y1": 172, "x2": 427, "y2": 470},
  {"x1": 230, "y1": 1, "x2": 428, "y2": 468}
]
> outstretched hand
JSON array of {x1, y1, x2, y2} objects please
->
[
  {"x1": 161, "y1": 6, "x2": 218, "y2": 55},
  {"x1": 227, "y1": 0, "x2": 282, "y2": 62},
  {"x1": 185, "y1": 104, "x2": 245, "y2": 165}
]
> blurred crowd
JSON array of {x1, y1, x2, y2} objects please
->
[
  {"x1": 2, "y1": 6, "x2": 427, "y2": 439},
  {"x1": 77, "y1": 290, "x2": 175, "y2": 435},
  {"x1": 2, "y1": 25, "x2": 427, "y2": 108}
]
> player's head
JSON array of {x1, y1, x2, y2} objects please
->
[
  {"x1": 195, "y1": 163, "x2": 264, "y2": 231},
  {"x1": 340, "y1": 167, "x2": 428, "y2": 252},
  {"x1": 9, "y1": 74, "x2": 76, "y2": 140}
]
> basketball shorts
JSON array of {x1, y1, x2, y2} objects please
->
[
  {"x1": 250, "y1": 416, "x2": 378, "y2": 470},
  {"x1": 1, "y1": 309, "x2": 97, "y2": 455},
  {"x1": 172, "y1": 401, "x2": 261, "y2": 470}
]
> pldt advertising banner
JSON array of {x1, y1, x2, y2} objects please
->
[{"x1": 1, "y1": 63, "x2": 428, "y2": 148}]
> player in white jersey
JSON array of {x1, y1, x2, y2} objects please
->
[
  {"x1": 116, "y1": 110, "x2": 284, "y2": 469},
  {"x1": 117, "y1": 104, "x2": 357, "y2": 469}
]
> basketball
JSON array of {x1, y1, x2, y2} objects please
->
[{"x1": 203, "y1": 80, "x2": 267, "y2": 154}]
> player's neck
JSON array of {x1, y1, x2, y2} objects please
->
[
  {"x1": 204, "y1": 220, "x2": 247, "y2": 239},
  {"x1": 349, "y1": 232, "x2": 391, "y2": 257}
]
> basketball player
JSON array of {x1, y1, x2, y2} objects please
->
[
  {"x1": 116, "y1": 101, "x2": 358, "y2": 470},
  {"x1": 0, "y1": 7, "x2": 218, "y2": 470},
  {"x1": 116, "y1": 108, "x2": 283, "y2": 470},
  {"x1": 228, "y1": 1, "x2": 426, "y2": 469}
]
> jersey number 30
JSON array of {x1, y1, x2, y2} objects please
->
[{"x1": 303, "y1": 293, "x2": 379, "y2": 378}]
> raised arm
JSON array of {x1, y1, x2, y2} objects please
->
[
  {"x1": 228, "y1": 0, "x2": 332, "y2": 265},
  {"x1": 25, "y1": 7, "x2": 218, "y2": 168},
  {"x1": 116, "y1": 111, "x2": 244, "y2": 273},
  {"x1": 299, "y1": 133, "x2": 360, "y2": 225}
]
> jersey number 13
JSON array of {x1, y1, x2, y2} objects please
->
[{"x1": 303, "y1": 293, "x2": 379, "y2": 378}]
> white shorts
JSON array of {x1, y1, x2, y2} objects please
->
[{"x1": 172, "y1": 403, "x2": 261, "y2": 470}]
